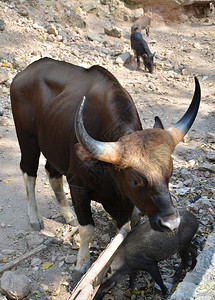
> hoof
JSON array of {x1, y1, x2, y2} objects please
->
[
  {"x1": 30, "y1": 219, "x2": 44, "y2": 231},
  {"x1": 68, "y1": 218, "x2": 79, "y2": 226},
  {"x1": 75, "y1": 261, "x2": 91, "y2": 274}
]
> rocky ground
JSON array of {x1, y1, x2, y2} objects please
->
[{"x1": 0, "y1": 0, "x2": 215, "y2": 299}]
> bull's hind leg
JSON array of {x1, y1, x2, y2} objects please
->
[
  {"x1": 19, "y1": 138, "x2": 43, "y2": 231},
  {"x1": 45, "y1": 162, "x2": 77, "y2": 225}
]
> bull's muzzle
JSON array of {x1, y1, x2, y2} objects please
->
[{"x1": 150, "y1": 209, "x2": 181, "y2": 232}]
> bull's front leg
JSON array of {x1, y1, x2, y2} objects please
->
[
  {"x1": 76, "y1": 224, "x2": 94, "y2": 273},
  {"x1": 69, "y1": 184, "x2": 95, "y2": 273}
]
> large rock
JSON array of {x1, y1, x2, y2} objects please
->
[
  {"x1": 115, "y1": 52, "x2": 131, "y2": 65},
  {"x1": 104, "y1": 26, "x2": 122, "y2": 38},
  {"x1": 1, "y1": 271, "x2": 30, "y2": 299}
]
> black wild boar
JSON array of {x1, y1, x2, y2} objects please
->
[
  {"x1": 131, "y1": 15, "x2": 151, "y2": 37},
  {"x1": 131, "y1": 31, "x2": 155, "y2": 73},
  {"x1": 95, "y1": 210, "x2": 198, "y2": 299}
]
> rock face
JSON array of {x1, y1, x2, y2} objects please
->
[
  {"x1": 124, "y1": 0, "x2": 212, "y2": 6},
  {"x1": 1, "y1": 271, "x2": 30, "y2": 299},
  {"x1": 123, "y1": 0, "x2": 213, "y2": 21}
]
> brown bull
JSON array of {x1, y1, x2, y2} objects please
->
[{"x1": 10, "y1": 57, "x2": 201, "y2": 273}]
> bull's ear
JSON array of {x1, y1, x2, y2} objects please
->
[
  {"x1": 153, "y1": 116, "x2": 164, "y2": 129},
  {"x1": 74, "y1": 143, "x2": 94, "y2": 161}
]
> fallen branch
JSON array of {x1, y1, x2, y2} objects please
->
[
  {"x1": 70, "y1": 227, "x2": 128, "y2": 300},
  {"x1": 0, "y1": 237, "x2": 63, "y2": 274}
]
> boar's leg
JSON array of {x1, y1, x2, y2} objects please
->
[
  {"x1": 189, "y1": 243, "x2": 198, "y2": 270},
  {"x1": 146, "y1": 263, "x2": 168, "y2": 296},
  {"x1": 136, "y1": 258, "x2": 168, "y2": 297},
  {"x1": 173, "y1": 244, "x2": 197, "y2": 283},
  {"x1": 136, "y1": 54, "x2": 140, "y2": 69},
  {"x1": 94, "y1": 267, "x2": 124, "y2": 300},
  {"x1": 129, "y1": 270, "x2": 138, "y2": 291}
]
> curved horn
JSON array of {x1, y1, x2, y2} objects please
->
[
  {"x1": 75, "y1": 96, "x2": 121, "y2": 164},
  {"x1": 167, "y1": 76, "x2": 201, "y2": 147}
]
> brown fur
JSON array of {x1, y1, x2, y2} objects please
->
[
  {"x1": 119, "y1": 129, "x2": 174, "y2": 179},
  {"x1": 131, "y1": 15, "x2": 151, "y2": 36}
]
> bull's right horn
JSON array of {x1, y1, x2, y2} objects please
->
[
  {"x1": 75, "y1": 96, "x2": 122, "y2": 165},
  {"x1": 167, "y1": 76, "x2": 201, "y2": 147}
]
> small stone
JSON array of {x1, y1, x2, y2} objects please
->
[
  {"x1": 65, "y1": 255, "x2": 76, "y2": 264},
  {"x1": 1, "y1": 222, "x2": 6, "y2": 228},
  {"x1": 82, "y1": 2, "x2": 97, "y2": 13},
  {"x1": 198, "y1": 164, "x2": 215, "y2": 174},
  {"x1": 101, "y1": 233, "x2": 110, "y2": 243},
  {"x1": 87, "y1": 33, "x2": 103, "y2": 43},
  {"x1": 47, "y1": 34, "x2": 55, "y2": 42},
  {"x1": 1, "y1": 249, "x2": 16, "y2": 256},
  {"x1": 206, "y1": 132, "x2": 215, "y2": 143},
  {"x1": 0, "y1": 70, "x2": 9, "y2": 84},
  {"x1": 26, "y1": 234, "x2": 44, "y2": 248},
  {"x1": 206, "y1": 150, "x2": 215, "y2": 162},
  {"x1": 1, "y1": 271, "x2": 30, "y2": 299},
  {"x1": 133, "y1": 8, "x2": 144, "y2": 20},
  {"x1": 0, "y1": 19, "x2": 5, "y2": 31},
  {"x1": 12, "y1": 58, "x2": 27, "y2": 71},
  {"x1": 48, "y1": 27, "x2": 58, "y2": 36},
  {"x1": 31, "y1": 257, "x2": 42, "y2": 266},
  {"x1": 40, "y1": 283, "x2": 48, "y2": 292},
  {"x1": 58, "y1": 261, "x2": 64, "y2": 267},
  {"x1": 193, "y1": 42, "x2": 201, "y2": 49},
  {"x1": 17, "y1": 7, "x2": 29, "y2": 17}
]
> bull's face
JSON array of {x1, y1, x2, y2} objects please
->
[
  {"x1": 75, "y1": 77, "x2": 201, "y2": 232},
  {"x1": 112, "y1": 129, "x2": 179, "y2": 231}
]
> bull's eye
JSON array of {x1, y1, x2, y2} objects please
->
[{"x1": 129, "y1": 179, "x2": 138, "y2": 186}]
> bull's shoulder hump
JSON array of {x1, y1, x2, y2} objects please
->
[{"x1": 87, "y1": 65, "x2": 121, "y2": 84}]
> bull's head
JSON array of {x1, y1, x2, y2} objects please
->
[{"x1": 75, "y1": 77, "x2": 201, "y2": 232}]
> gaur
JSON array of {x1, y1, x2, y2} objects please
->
[{"x1": 10, "y1": 57, "x2": 201, "y2": 272}]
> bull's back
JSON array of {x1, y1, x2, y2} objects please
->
[{"x1": 10, "y1": 58, "x2": 141, "y2": 174}]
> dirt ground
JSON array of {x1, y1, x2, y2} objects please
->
[{"x1": 0, "y1": 1, "x2": 215, "y2": 299}]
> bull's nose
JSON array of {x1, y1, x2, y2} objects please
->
[{"x1": 159, "y1": 214, "x2": 181, "y2": 231}]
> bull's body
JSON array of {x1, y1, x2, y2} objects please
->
[
  {"x1": 11, "y1": 57, "x2": 140, "y2": 224},
  {"x1": 10, "y1": 57, "x2": 200, "y2": 273}
]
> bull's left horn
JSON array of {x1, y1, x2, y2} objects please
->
[
  {"x1": 75, "y1": 96, "x2": 121, "y2": 164},
  {"x1": 167, "y1": 76, "x2": 201, "y2": 147}
]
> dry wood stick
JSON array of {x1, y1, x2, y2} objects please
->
[
  {"x1": 0, "y1": 237, "x2": 62, "y2": 274},
  {"x1": 70, "y1": 227, "x2": 128, "y2": 300}
]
